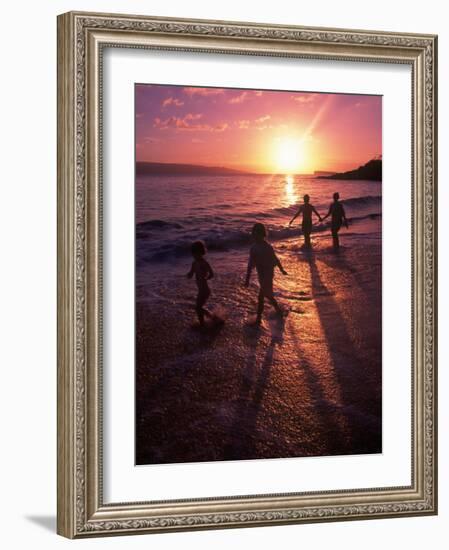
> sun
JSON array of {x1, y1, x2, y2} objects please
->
[{"x1": 273, "y1": 137, "x2": 304, "y2": 173}]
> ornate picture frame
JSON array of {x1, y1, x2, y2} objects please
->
[{"x1": 57, "y1": 11, "x2": 437, "y2": 538}]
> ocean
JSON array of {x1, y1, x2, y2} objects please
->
[
  {"x1": 136, "y1": 174, "x2": 381, "y2": 268},
  {"x1": 135, "y1": 173, "x2": 382, "y2": 464}
]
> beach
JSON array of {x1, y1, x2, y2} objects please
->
[{"x1": 135, "y1": 199, "x2": 382, "y2": 465}]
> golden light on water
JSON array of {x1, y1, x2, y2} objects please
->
[{"x1": 285, "y1": 174, "x2": 299, "y2": 205}]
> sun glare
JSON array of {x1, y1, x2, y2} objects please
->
[{"x1": 274, "y1": 137, "x2": 304, "y2": 173}]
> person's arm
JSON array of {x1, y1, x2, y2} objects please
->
[
  {"x1": 274, "y1": 252, "x2": 288, "y2": 275},
  {"x1": 245, "y1": 252, "x2": 254, "y2": 286},
  {"x1": 186, "y1": 262, "x2": 194, "y2": 278},
  {"x1": 312, "y1": 206, "x2": 323, "y2": 222},
  {"x1": 322, "y1": 204, "x2": 332, "y2": 221},
  {"x1": 206, "y1": 261, "x2": 214, "y2": 279},
  {"x1": 289, "y1": 206, "x2": 302, "y2": 226}
]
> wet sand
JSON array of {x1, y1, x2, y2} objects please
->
[{"x1": 136, "y1": 224, "x2": 382, "y2": 465}]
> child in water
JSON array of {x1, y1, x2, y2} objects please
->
[
  {"x1": 289, "y1": 194, "x2": 322, "y2": 248},
  {"x1": 322, "y1": 192, "x2": 349, "y2": 249},
  {"x1": 245, "y1": 223, "x2": 288, "y2": 324},
  {"x1": 187, "y1": 240, "x2": 214, "y2": 326}
]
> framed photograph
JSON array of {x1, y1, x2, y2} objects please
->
[{"x1": 57, "y1": 11, "x2": 438, "y2": 538}]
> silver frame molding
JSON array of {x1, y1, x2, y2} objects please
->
[{"x1": 57, "y1": 11, "x2": 438, "y2": 538}]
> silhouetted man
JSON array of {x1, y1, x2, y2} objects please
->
[{"x1": 322, "y1": 192, "x2": 348, "y2": 249}]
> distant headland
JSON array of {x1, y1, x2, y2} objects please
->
[
  {"x1": 322, "y1": 158, "x2": 382, "y2": 181},
  {"x1": 136, "y1": 162, "x2": 251, "y2": 176}
]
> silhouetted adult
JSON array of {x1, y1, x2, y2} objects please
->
[
  {"x1": 322, "y1": 192, "x2": 348, "y2": 249},
  {"x1": 289, "y1": 194, "x2": 322, "y2": 248}
]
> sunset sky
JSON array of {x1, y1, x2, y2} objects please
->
[{"x1": 135, "y1": 84, "x2": 382, "y2": 174}]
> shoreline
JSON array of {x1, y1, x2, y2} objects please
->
[{"x1": 136, "y1": 220, "x2": 382, "y2": 465}]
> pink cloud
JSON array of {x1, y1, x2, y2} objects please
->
[
  {"x1": 154, "y1": 113, "x2": 228, "y2": 132},
  {"x1": 234, "y1": 116, "x2": 271, "y2": 130},
  {"x1": 162, "y1": 97, "x2": 184, "y2": 108},
  {"x1": 228, "y1": 91, "x2": 249, "y2": 104},
  {"x1": 291, "y1": 94, "x2": 316, "y2": 104},
  {"x1": 229, "y1": 90, "x2": 264, "y2": 103},
  {"x1": 184, "y1": 113, "x2": 203, "y2": 121},
  {"x1": 214, "y1": 123, "x2": 229, "y2": 132},
  {"x1": 236, "y1": 120, "x2": 250, "y2": 129},
  {"x1": 254, "y1": 115, "x2": 272, "y2": 130},
  {"x1": 183, "y1": 87, "x2": 224, "y2": 97},
  {"x1": 153, "y1": 116, "x2": 185, "y2": 130}
]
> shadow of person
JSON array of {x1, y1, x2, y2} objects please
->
[
  {"x1": 189, "y1": 318, "x2": 225, "y2": 347},
  {"x1": 266, "y1": 313, "x2": 287, "y2": 344},
  {"x1": 317, "y1": 252, "x2": 380, "y2": 307},
  {"x1": 223, "y1": 320, "x2": 286, "y2": 461},
  {"x1": 287, "y1": 325, "x2": 353, "y2": 455},
  {"x1": 304, "y1": 254, "x2": 382, "y2": 455}
]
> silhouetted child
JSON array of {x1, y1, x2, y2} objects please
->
[
  {"x1": 245, "y1": 223, "x2": 287, "y2": 324},
  {"x1": 322, "y1": 192, "x2": 348, "y2": 249},
  {"x1": 187, "y1": 240, "x2": 214, "y2": 325},
  {"x1": 289, "y1": 194, "x2": 322, "y2": 248}
]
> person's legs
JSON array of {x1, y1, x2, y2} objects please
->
[
  {"x1": 331, "y1": 224, "x2": 340, "y2": 249},
  {"x1": 304, "y1": 231, "x2": 311, "y2": 248},
  {"x1": 268, "y1": 296, "x2": 282, "y2": 314},
  {"x1": 195, "y1": 288, "x2": 211, "y2": 325},
  {"x1": 256, "y1": 289, "x2": 265, "y2": 322},
  {"x1": 262, "y1": 278, "x2": 282, "y2": 315},
  {"x1": 195, "y1": 300, "x2": 205, "y2": 325},
  {"x1": 302, "y1": 221, "x2": 312, "y2": 248}
]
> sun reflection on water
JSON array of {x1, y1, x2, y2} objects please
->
[{"x1": 285, "y1": 175, "x2": 298, "y2": 206}]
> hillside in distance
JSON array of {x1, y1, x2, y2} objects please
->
[
  {"x1": 136, "y1": 162, "x2": 251, "y2": 176},
  {"x1": 323, "y1": 158, "x2": 382, "y2": 181}
]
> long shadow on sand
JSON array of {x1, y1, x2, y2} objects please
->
[
  {"x1": 223, "y1": 316, "x2": 285, "y2": 460},
  {"x1": 299, "y1": 251, "x2": 381, "y2": 455},
  {"x1": 287, "y1": 327, "x2": 353, "y2": 456},
  {"x1": 317, "y1": 248, "x2": 381, "y2": 307}
]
